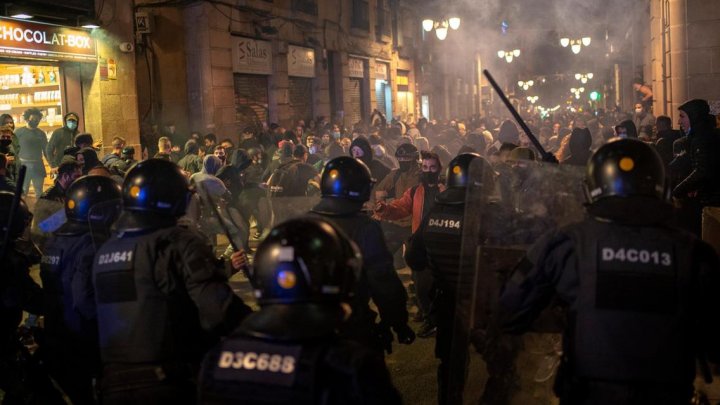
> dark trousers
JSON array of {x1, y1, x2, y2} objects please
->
[
  {"x1": 557, "y1": 379, "x2": 693, "y2": 405},
  {"x1": 101, "y1": 364, "x2": 196, "y2": 405},
  {"x1": 435, "y1": 288, "x2": 468, "y2": 405},
  {"x1": 20, "y1": 160, "x2": 45, "y2": 196},
  {"x1": 411, "y1": 268, "x2": 434, "y2": 322},
  {"x1": 102, "y1": 382, "x2": 196, "y2": 405},
  {"x1": 435, "y1": 287, "x2": 521, "y2": 405}
]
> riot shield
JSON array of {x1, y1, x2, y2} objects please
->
[
  {"x1": 265, "y1": 195, "x2": 321, "y2": 228},
  {"x1": 452, "y1": 159, "x2": 586, "y2": 405},
  {"x1": 195, "y1": 184, "x2": 251, "y2": 254},
  {"x1": 30, "y1": 199, "x2": 65, "y2": 247}
]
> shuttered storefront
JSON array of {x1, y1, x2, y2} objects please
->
[
  {"x1": 348, "y1": 78, "x2": 363, "y2": 127},
  {"x1": 233, "y1": 74, "x2": 269, "y2": 129},
  {"x1": 288, "y1": 77, "x2": 313, "y2": 124}
]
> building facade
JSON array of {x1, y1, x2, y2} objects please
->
[
  {"x1": 648, "y1": 0, "x2": 720, "y2": 120},
  {"x1": 135, "y1": 0, "x2": 422, "y2": 138},
  {"x1": 0, "y1": 0, "x2": 140, "y2": 153}
]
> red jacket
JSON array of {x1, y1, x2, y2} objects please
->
[{"x1": 377, "y1": 183, "x2": 446, "y2": 233}]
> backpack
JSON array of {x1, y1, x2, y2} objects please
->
[{"x1": 267, "y1": 160, "x2": 305, "y2": 197}]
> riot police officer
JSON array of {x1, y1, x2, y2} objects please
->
[
  {"x1": 309, "y1": 156, "x2": 415, "y2": 354},
  {"x1": 40, "y1": 175, "x2": 121, "y2": 404},
  {"x1": 92, "y1": 159, "x2": 252, "y2": 405},
  {"x1": 405, "y1": 153, "x2": 514, "y2": 404},
  {"x1": 198, "y1": 217, "x2": 402, "y2": 404},
  {"x1": 0, "y1": 191, "x2": 62, "y2": 403},
  {"x1": 499, "y1": 138, "x2": 720, "y2": 404}
]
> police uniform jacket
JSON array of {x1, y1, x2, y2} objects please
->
[
  {"x1": 500, "y1": 218, "x2": 720, "y2": 388},
  {"x1": 41, "y1": 225, "x2": 100, "y2": 356},
  {"x1": 309, "y1": 208, "x2": 409, "y2": 334},
  {"x1": 93, "y1": 220, "x2": 252, "y2": 367},
  {"x1": 199, "y1": 331, "x2": 402, "y2": 404}
]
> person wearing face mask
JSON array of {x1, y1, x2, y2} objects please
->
[
  {"x1": 374, "y1": 151, "x2": 445, "y2": 338},
  {"x1": 614, "y1": 120, "x2": 638, "y2": 139},
  {"x1": 632, "y1": 103, "x2": 656, "y2": 138},
  {"x1": 47, "y1": 112, "x2": 80, "y2": 171},
  {"x1": 15, "y1": 108, "x2": 49, "y2": 196},
  {"x1": 0, "y1": 114, "x2": 16, "y2": 156},
  {"x1": 0, "y1": 124, "x2": 17, "y2": 182}
]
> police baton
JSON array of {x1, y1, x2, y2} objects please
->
[
  {"x1": 198, "y1": 183, "x2": 252, "y2": 280},
  {"x1": 0, "y1": 165, "x2": 26, "y2": 262},
  {"x1": 483, "y1": 69, "x2": 557, "y2": 163}
]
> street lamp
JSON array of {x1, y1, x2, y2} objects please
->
[
  {"x1": 570, "y1": 87, "x2": 585, "y2": 99},
  {"x1": 560, "y1": 37, "x2": 592, "y2": 54},
  {"x1": 422, "y1": 14, "x2": 461, "y2": 41},
  {"x1": 517, "y1": 80, "x2": 534, "y2": 90},
  {"x1": 498, "y1": 49, "x2": 521, "y2": 63},
  {"x1": 574, "y1": 72, "x2": 594, "y2": 84},
  {"x1": 527, "y1": 96, "x2": 539, "y2": 104}
]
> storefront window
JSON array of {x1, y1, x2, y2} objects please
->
[{"x1": 0, "y1": 63, "x2": 63, "y2": 135}]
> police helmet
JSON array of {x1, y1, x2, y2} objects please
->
[
  {"x1": 446, "y1": 152, "x2": 483, "y2": 188},
  {"x1": 122, "y1": 158, "x2": 190, "y2": 217},
  {"x1": 0, "y1": 191, "x2": 31, "y2": 241},
  {"x1": 319, "y1": 156, "x2": 374, "y2": 202},
  {"x1": 65, "y1": 175, "x2": 122, "y2": 223},
  {"x1": 585, "y1": 138, "x2": 667, "y2": 204},
  {"x1": 395, "y1": 142, "x2": 419, "y2": 160},
  {"x1": 241, "y1": 218, "x2": 362, "y2": 340},
  {"x1": 251, "y1": 217, "x2": 361, "y2": 305}
]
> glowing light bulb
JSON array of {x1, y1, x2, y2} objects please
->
[
  {"x1": 435, "y1": 26, "x2": 448, "y2": 40},
  {"x1": 422, "y1": 19, "x2": 434, "y2": 32},
  {"x1": 560, "y1": 37, "x2": 570, "y2": 47},
  {"x1": 582, "y1": 37, "x2": 591, "y2": 46},
  {"x1": 448, "y1": 17, "x2": 460, "y2": 30},
  {"x1": 571, "y1": 43, "x2": 581, "y2": 54}
]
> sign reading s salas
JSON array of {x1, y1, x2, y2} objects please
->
[
  {"x1": 287, "y1": 45, "x2": 315, "y2": 78},
  {"x1": 0, "y1": 17, "x2": 96, "y2": 62},
  {"x1": 232, "y1": 37, "x2": 272, "y2": 75}
]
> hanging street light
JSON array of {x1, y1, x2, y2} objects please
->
[
  {"x1": 570, "y1": 87, "x2": 586, "y2": 99},
  {"x1": 527, "y1": 96, "x2": 539, "y2": 104},
  {"x1": 560, "y1": 37, "x2": 592, "y2": 54},
  {"x1": 498, "y1": 49, "x2": 521, "y2": 63},
  {"x1": 422, "y1": 14, "x2": 461, "y2": 41},
  {"x1": 574, "y1": 72, "x2": 594, "y2": 84},
  {"x1": 517, "y1": 80, "x2": 534, "y2": 90}
]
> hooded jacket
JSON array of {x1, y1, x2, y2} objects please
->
[
  {"x1": 562, "y1": 128, "x2": 593, "y2": 166},
  {"x1": 350, "y1": 136, "x2": 390, "y2": 183},
  {"x1": 672, "y1": 99, "x2": 720, "y2": 205},
  {"x1": 616, "y1": 120, "x2": 638, "y2": 139},
  {"x1": 47, "y1": 112, "x2": 80, "y2": 168},
  {"x1": 216, "y1": 149, "x2": 251, "y2": 197},
  {"x1": 190, "y1": 155, "x2": 229, "y2": 199}
]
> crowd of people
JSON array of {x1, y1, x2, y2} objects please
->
[{"x1": 1, "y1": 96, "x2": 720, "y2": 404}]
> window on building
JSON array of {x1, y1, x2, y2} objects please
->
[
  {"x1": 375, "y1": 0, "x2": 392, "y2": 41},
  {"x1": 292, "y1": 0, "x2": 317, "y2": 15},
  {"x1": 352, "y1": 0, "x2": 370, "y2": 31}
]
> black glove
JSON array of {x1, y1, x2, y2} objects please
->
[
  {"x1": 541, "y1": 152, "x2": 559, "y2": 164},
  {"x1": 393, "y1": 323, "x2": 416, "y2": 345},
  {"x1": 372, "y1": 322, "x2": 394, "y2": 354}
]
